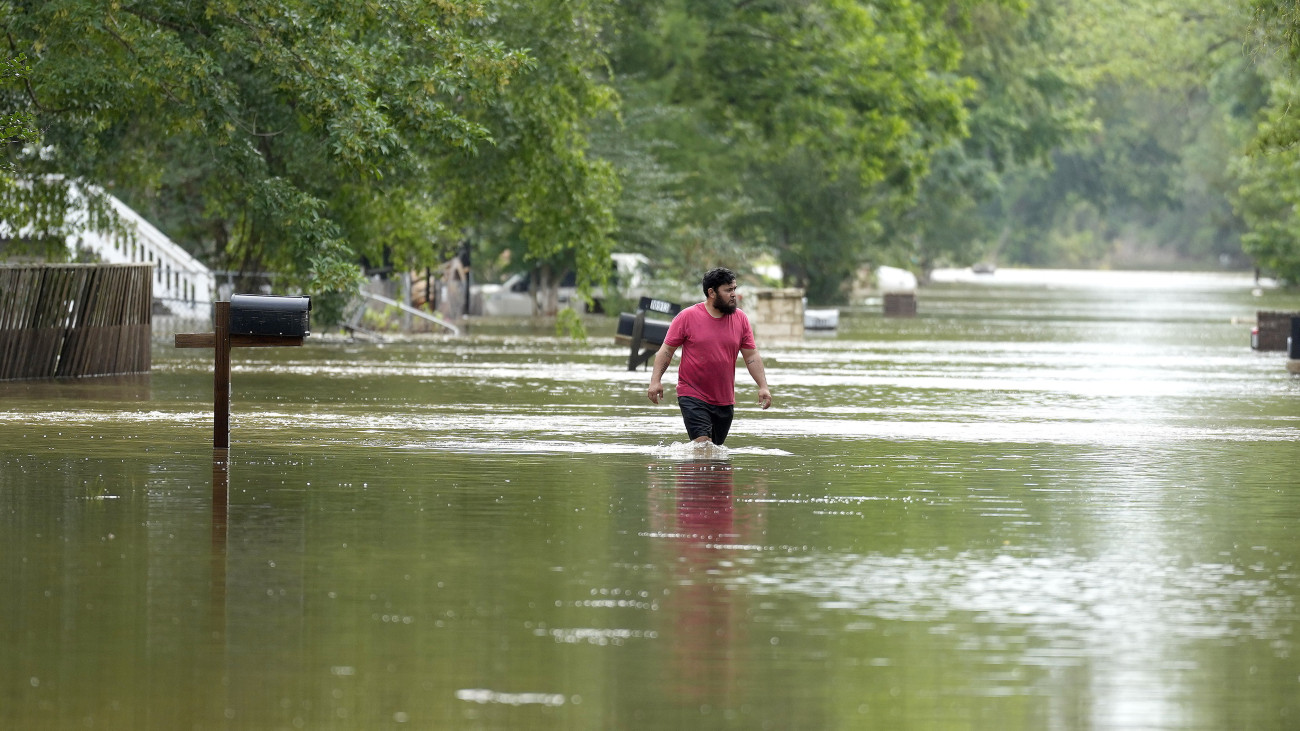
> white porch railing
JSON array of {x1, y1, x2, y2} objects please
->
[{"x1": 63, "y1": 183, "x2": 214, "y2": 319}]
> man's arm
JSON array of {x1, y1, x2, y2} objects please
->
[
  {"x1": 740, "y1": 347, "x2": 771, "y2": 409},
  {"x1": 647, "y1": 342, "x2": 679, "y2": 404}
]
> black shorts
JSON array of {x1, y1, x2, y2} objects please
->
[{"x1": 677, "y1": 396, "x2": 734, "y2": 445}]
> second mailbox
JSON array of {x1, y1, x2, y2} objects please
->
[{"x1": 229, "y1": 294, "x2": 312, "y2": 337}]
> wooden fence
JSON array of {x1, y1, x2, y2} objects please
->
[
  {"x1": 1256, "y1": 310, "x2": 1300, "y2": 351},
  {"x1": 0, "y1": 263, "x2": 152, "y2": 380}
]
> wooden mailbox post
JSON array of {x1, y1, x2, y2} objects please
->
[{"x1": 176, "y1": 297, "x2": 309, "y2": 450}]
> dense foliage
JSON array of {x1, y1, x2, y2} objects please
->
[
  {"x1": 5, "y1": 0, "x2": 1300, "y2": 314},
  {"x1": 1, "y1": 0, "x2": 609, "y2": 298},
  {"x1": 1236, "y1": 0, "x2": 1300, "y2": 283},
  {"x1": 604, "y1": 0, "x2": 980, "y2": 302}
]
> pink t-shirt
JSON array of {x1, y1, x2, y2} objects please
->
[{"x1": 663, "y1": 302, "x2": 756, "y2": 406}]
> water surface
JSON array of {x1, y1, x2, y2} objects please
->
[{"x1": 3, "y1": 269, "x2": 1299, "y2": 730}]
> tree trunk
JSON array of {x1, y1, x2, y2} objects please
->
[{"x1": 532, "y1": 264, "x2": 561, "y2": 316}]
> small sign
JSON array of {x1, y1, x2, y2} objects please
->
[{"x1": 638, "y1": 296, "x2": 682, "y2": 316}]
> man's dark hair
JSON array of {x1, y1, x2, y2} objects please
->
[{"x1": 702, "y1": 267, "x2": 736, "y2": 296}]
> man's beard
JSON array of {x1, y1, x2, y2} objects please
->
[{"x1": 712, "y1": 293, "x2": 737, "y2": 315}]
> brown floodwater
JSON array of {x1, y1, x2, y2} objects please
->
[{"x1": 3, "y1": 269, "x2": 1299, "y2": 730}]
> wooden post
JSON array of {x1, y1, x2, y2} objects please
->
[{"x1": 214, "y1": 301, "x2": 231, "y2": 449}]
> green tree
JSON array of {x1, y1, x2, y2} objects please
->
[
  {"x1": 2, "y1": 0, "x2": 618, "y2": 307},
  {"x1": 445, "y1": 0, "x2": 619, "y2": 319},
  {"x1": 0, "y1": 54, "x2": 34, "y2": 150},
  {"x1": 887, "y1": 0, "x2": 1094, "y2": 277},
  {"x1": 606, "y1": 0, "x2": 976, "y2": 303},
  {"x1": 1233, "y1": 73, "x2": 1300, "y2": 282},
  {"x1": 1236, "y1": 0, "x2": 1300, "y2": 282},
  {"x1": 989, "y1": 0, "x2": 1258, "y2": 271},
  {"x1": 1, "y1": 52, "x2": 46, "y2": 255}
]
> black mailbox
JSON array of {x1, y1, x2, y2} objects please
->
[
  {"x1": 616, "y1": 312, "x2": 671, "y2": 345},
  {"x1": 616, "y1": 296, "x2": 682, "y2": 345},
  {"x1": 229, "y1": 294, "x2": 311, "y2": 337}
]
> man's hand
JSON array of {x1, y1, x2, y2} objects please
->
[
  {"x1": 648, "y1": 344, "x2": 677, "y2": 405},
  {"x1": 757, "y1": 387, "x2": 771, "y2": 410}
]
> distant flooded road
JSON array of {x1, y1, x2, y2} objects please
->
[{"x1": 3, "y1": 269, "x2": 1299, "y2": 730}]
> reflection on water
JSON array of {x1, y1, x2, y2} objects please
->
[
  {"x1": 654, "y1": 463, "x2": 745, "y2": 714},
  {"x1": 2, "y1": 269, "x2": 1300, "y2": 729}
]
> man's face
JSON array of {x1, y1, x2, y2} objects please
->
[{"x1": 710, "y1": 280, "x2": 739, "y2": 314}]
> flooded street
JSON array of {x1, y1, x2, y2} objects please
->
[{"x1": 3, "y1": 269, "x2": 1300, "y2": 730}]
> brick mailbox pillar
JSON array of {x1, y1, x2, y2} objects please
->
[
  {"x1": 1255, "y1": 310, "x2": 1300, "y2": 351},
  {"x1": 744, "y1": 288, "x2": 805, "y2": 341},
  {"x1": 884, "y1": 292, "x2": 917, "y2": 317}
]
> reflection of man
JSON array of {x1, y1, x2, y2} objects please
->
[
  {"x1": 674, "y1": 462, "x2": 737, "y2": 545},
  {"x1": 646, "y1": 267, "x2": 771, "y2": 445},
  {"x1": 636, "y1": 464, "x2": 774, "y2": 724},
  {"x1": 665, "y1": 462, "x2": 740, "y2": 708}
]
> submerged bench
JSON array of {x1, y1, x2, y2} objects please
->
[{"x1": 615, "y1": 296, "x2": 682, "y2": 371}]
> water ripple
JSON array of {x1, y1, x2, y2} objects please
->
[{"x1": 743, "y1": 551, "x2": 1294, "y2": 656}]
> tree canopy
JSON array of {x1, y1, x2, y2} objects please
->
[
  {"x1": 604, "y1": 0, "x2": 982, "y2": 301},
  {"x1": 1234, "y1": 0, "x2": 1300, "y2": 282},
  {"x1": 6, "y1": 0, "x2": 1300, "y2": 314},
  {"x1": 2, "y1": 0, "x2": 610, "y2": 298}
]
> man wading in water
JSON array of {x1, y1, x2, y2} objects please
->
[{"x1": 647, "y1": 267, "x2": 772, "y2": 445}]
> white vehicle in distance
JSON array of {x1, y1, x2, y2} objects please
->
[{"x1": 477, "y1": 253, "x2": 653, "y2": 316}]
